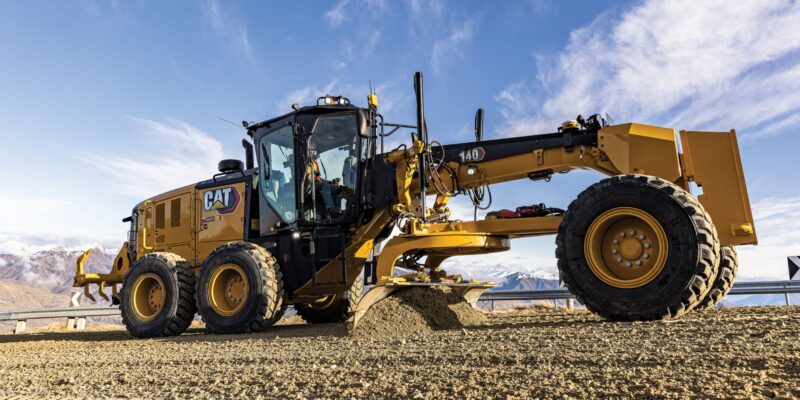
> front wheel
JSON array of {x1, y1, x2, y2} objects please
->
[
  {"x1": 296, "y1": 273, "x2": 363, "y2": 324},
  {"x1": 556, "y1": 174, "x2": 720, "y2": 321},
  {"x1": 696, "y1": 246, "x2": 738, "y2": 309}
]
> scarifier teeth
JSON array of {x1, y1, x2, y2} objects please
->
[
  {"x1": 98, "y1": 282, "x2": 110, "y2": 301},
  {"x1": 83, "y1": 285, "x2": 97, "y2": 302}
]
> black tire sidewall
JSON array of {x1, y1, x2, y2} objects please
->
[
  {"x1": 196, "y1": 247, "x2": 267, "y2": 333},
  {"x1": 560, "y1": 177, "x2": 701, "y2": 316},
  {"x1": 121, "y1": 256, "x2": 181, "y2": 337},
  {"x1": 297, "y1": 273, "x2": 363, "y2": 324}
]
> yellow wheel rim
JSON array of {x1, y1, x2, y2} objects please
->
[
  {"x1": 209, "y1": 264, "x2": 249, "y2": 317},
  {"x1": 584, "y1": 207, "x2": 669, "y2": 289},
  {"x1": 132, "y1": 273, "x2": 165, "y2": 322}
]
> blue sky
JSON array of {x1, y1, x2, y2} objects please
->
[{"x1": 1, "y1": 0, "x2": 799, "y2": 280}]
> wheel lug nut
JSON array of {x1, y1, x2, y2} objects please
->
[
  {"x1": 644, "y1": 243, "x2": 651, "y2": 249},
  {"x1": 644, "y1": 253, "x2": 650, "y2": 259},
  {"x1": 612, "y1": 248, "x2": 619, "y2": 254},
  {"x1": 616, "y1": 257, "x2": 622, "y2": 263},
  {"x1": 612, "y1": 239, "x2": 619, "y2": 244},
  {"x1": 629, "y1": 230, "x2": 635, "y2": 235},
  {"x1": 638, "y1": 234, "x2": 645, "y2": 240},
  {"x1": 619, "y1": 232, "x2": 625, "y2": 237},
  {"x1": 636, "y1": 260, "x2": 642, "y2": 266},
  {"x1": 626, "y1": 262, "x2": 632, "y2": 267}
]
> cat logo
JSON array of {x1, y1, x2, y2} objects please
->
[
  {"x1": 203, "y1": 187, "x2": 240, "y2": 214},
  {"x1": 458, "y1": 147, "x2": 486, "y2": 163}
]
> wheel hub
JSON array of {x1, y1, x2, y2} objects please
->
[
  {"x1": 131, "y1": 273, "x2": 166, "y2": 322},
  {"x1": 584, "y1": 207, "x2": 669, "y2": 288},
  {"x1": 209, "y1": 264, "x2": 249, "y2": 317}
]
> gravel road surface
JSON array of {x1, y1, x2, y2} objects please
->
[{"x1": 0, "y1": 306, "x2": 798, "y2": 399}]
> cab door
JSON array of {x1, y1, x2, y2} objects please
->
[{"x1": 296, "y1": 112, "x2": 362, "y2": 287}]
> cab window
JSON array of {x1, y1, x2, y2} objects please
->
[
  {"x1": 302, "y1": 114, "x2": 359, "y2": 222},
  {"x1": 259, "y1": 125, "x2": 297, "y2": 224}
]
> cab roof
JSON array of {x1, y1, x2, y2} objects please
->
[{"x1": 246, "y1": 103, "x2": 361, "y2": 135}]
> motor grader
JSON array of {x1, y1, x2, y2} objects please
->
[{"x1": 74, "y1": 72, "x2": 757, "y2": 337}]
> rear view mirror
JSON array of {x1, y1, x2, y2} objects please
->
[{"x1": 357, "y1": 109, "x2": 371, "y2": 138}]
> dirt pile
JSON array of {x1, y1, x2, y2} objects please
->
[{"x1": 352, "y1": 286, "x2": 487, "y2": 338}]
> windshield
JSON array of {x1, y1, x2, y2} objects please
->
[
  {"x1": 302, "y1": 113, "x2": 359, "y2": 222},
  {"x1": 259, "y1": 125, "x2": 297, "y2": 224}
]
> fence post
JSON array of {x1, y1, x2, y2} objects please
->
[
  {"x1": 68, "y1": 290, "x2": 86, "y2": 331},
  {"x1": 566, "y1": 298, "x2": 574, "y2": 310},
  {"x1": 14, "y1": 320, "x2": 26, "y2": 334}
]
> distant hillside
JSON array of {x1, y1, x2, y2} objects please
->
[
  {"x1": 491, "y1": 271, "x2": 561, "y2": 291},
  {"x1": 0, "y1": 246, "x2": 116, "y2": 295},
  {"x1": 729, "y1": 293, "x2": 800, "y2": 306},
  {"x1": 0, "y1": 280, "x2": 70, "y2": 311},
  {"x1": 0, "y1": 279, "x2": 121, "y2": 333},
  {"x1": 0, "y1": 245, "x2": 117, "y2": 313},
  {"x1": 480, "y1": 271, "x2": 563, "y2": 310}
]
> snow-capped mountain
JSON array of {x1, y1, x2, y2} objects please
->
[
  {"x1": 0, "y1": 245, "x2": 117, "y2": 296},
  {"x1": 490, "y1": 271, "x2": 561, "y2": 291}
]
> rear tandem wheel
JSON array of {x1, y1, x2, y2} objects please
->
[
  {"x1": 696, "y1": 246, "x2": 739, "y2": 309},
  {"x1": 195, "y1": 242, "x2": 286, "y2": 334},
  {"x1": 120, "y1": 253, "x2": 197, "y2": 338}
]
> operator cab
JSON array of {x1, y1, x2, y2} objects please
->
[{"x1": 248, "y1": 96, "x2": 374, "y2": 294}]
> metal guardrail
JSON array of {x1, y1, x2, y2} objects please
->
[
  {"x1": 478, "y1": 280, "x2": 800, "y2": 304},
  {"x1": 0, "y1": 306, "x2": 120, "y2": 334},
  {"x1": 0, "y1": 306, "x2": 120, "y2": 321}
]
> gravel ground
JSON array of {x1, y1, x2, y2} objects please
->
[{"x1": 0, "y1": 306, "x2": 798, "y2": 399}]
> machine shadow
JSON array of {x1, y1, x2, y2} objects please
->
[{"x1": 0, "y1": 321, "x2": 350, "y2": 344}]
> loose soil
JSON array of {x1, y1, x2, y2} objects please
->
[
  {"x1": 0, "y1": 306, "x2": 798, "y2": 399},
  {"x1": 352, "y1": 287, "x2": 487, "y2": 338}
]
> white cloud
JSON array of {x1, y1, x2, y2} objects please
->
[
  {"x1": 496, "y1": 0, "x2": 800, "y2": 138},
  {"x1": 431, "y1": 18, "x2": 476, "y2": 74},
  {"x1": 0, "y1": 232, "x2": 119, "y2": 257},
  {"x1": 81, "y1": 118, "x2": 228, "y2": 198},
  {"x1": 325, "y1": 0, "x2": 349, "y2": 27},
  {"x1": 738, "y1": 197, "x2": 800, "y2": 280},
  {"x1": 0, "y1": 196, "x2": 69, "y2": 237},
  {"x1": 408, "y1": 0, "x2": 445, "y2": 18},
  {"x1": 202, "y1": 0, "x2": 255, "y2": 63},
  {"x1": 274, "y1": 78, "x2": 408, "y2": 116},
  {"x1": 274, "y1": 80, "x2": 340, "y2": 112}
]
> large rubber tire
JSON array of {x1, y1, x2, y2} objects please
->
[
  {"x1": 121, "y1": 253, "x2": 197, "y2": 338},
  {"x1": 196, "y1": 242, "x2": 286, "y2": 334},
  {"x1": 296, "y1": 273, "x2": 363, "y2": 324},
  {"x1": 696, "y1": 246, "x2": 738, "y2": 309},
  {"x1": 556, "y1": 174, "x2": 720, "y2": 321}
]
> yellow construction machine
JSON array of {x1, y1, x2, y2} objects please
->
[{"x1": 74, "y1": 72, "x2": 756, "y2": 337}]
